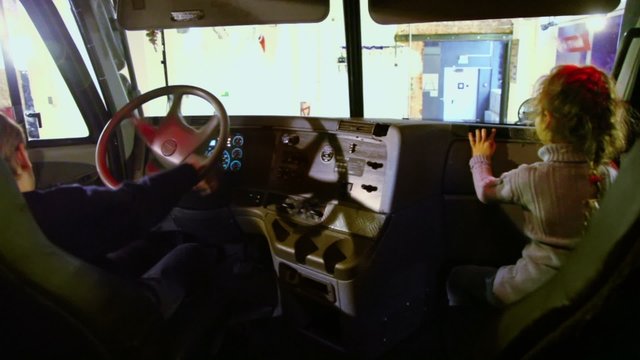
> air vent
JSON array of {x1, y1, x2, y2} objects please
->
[{"x1": 338, "y1": 120, "x2": 389, "y2": 136}]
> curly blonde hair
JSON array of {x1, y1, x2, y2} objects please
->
[
  {"x1": 0, "y1": 113, "x2": 27, "y2": 175},
  {"x1": 533, "y1": 65, "x2": 628, "y2": 165}
]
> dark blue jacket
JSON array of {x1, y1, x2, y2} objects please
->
[{"x1": 23, "y1": 164, "x2": 199, "y2": 261}]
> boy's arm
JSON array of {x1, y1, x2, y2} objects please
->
[
  {"x1": 24, "y1": 164, "x2": 201, "y2": 260},
  {"x1": 115, "y1": 163, "x2": 200, "y2": 229}
]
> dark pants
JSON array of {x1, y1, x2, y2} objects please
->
[
  {"x1": 140, "y1": 242, "x2": 218, "y2": 318},
  {"x1": 105, "y1": 231, "x2": 186, "y2": 277},
  {"x1": 105, "y1": 231, "x2": 219, "y2": 319},
  {"x1": 446, "y1": 265, "x2": 501, "y2": 307}
]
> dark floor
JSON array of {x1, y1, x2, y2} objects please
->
[
  {"x1": 214, "y1": 307, "x2": 449, "y2": 360},
  {"x1": 216, "y1": 316, "x2": 345, "y2": 360}
]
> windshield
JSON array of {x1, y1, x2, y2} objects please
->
[
  {"x1": 125, "y1": 0, "x2": 628, "y2": 124},
  {"x1": 127, "y1": 0, "x2": 349, "y2": 118}
]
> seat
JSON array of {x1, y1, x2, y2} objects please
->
[
  {"x1": 446, "y1": 139, "x2": 640, "y2": 359},
  {"x1": 0, "y1": 160, "x2": 223, "y2": 359}
]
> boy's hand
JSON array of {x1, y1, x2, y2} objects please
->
[
  {"x1": 183, "y1": 153, "x2": 207, "y2": 174},
  {"x1": 193, "y1": 167, "x2": 221, "y2": 195},
  {"x1": 183, "y1": 154, "x2": 220, "y2": 195},
  {"x1": 469, "y1": 128, "x2": 497, "y2": 157}
]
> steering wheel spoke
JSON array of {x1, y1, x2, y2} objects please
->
[
  {"x1": 166, "y1": 92, "x2": 185, "y2": 119},
  {"x1": 151, "y1": 116, "x2": 203, "y2": 166},
  {"x1": 131, "y1": 116, "x2": 158, "y2": 145}
]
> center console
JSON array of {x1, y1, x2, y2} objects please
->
[{"x1": 220, "y1": 116, "x2": 430, "y2": 357}]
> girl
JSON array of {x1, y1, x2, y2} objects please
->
[{"x1": 447, "y1": 65, "x2": 628, "y2": 307}]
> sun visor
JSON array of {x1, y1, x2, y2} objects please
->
[
  {"x1": 116, "y1": 0, "x2": 330, "y2": 30},
  {"x1": 369, "y1": 0, "x2": 621, "y2": 24}
]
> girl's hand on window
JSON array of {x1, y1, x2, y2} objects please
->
[{"x1": 469, "y1": 128, "x2": 497, "y2": 158}]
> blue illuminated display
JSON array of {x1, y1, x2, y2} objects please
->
[{"x1": 205, "y1": 133, "x2": 244, "y2": 172}]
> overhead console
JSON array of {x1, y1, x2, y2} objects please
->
[
  {"x1": 368, "y1": 0, "x2": 619, "y2": 24},
  {"x1": 117, "y1": 0, "x2": 330, "y2": 30}
]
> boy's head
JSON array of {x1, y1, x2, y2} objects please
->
[
  {"x1": 0, "y1": 113, "x2": 35, "y2": 191},
  {"x1": 533, "y1": 64, "x2": 627, "y2": 164}
]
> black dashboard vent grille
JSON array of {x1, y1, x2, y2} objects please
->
[{"x1": 338, "y1": 120, "x2": 390, "y2": 137}]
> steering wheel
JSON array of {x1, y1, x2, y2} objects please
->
[{"x1": 96, "y1": 85, "x2": 229, "y2": 188}]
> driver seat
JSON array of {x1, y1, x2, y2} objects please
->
[{"x1": 0, "y1": 160, "x2": 223, "y2": 359}]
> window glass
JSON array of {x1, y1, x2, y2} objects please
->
[
  {"x1": 0, "y1": 0, "x2": 90, "y2": 140},
  {"x1": 361, "y1": 1, "x2": 627, "y2": 124},
  {"x1": 0, "y1": 45, "x2": 10, "y2": 119},
  {"x1": 126, "y1": 0, "x2": 349, "y2": 118}
]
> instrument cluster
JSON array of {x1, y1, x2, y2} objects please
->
[{"x1": 205, "y1": 133, "x2": 245, "y2": 172}]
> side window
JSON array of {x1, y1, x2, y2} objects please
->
[{"x1": 0, "y1": 0, "x2": 89, "y2": 141}]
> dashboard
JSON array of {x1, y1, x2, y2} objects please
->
[
  {"x1": 207, "y1": 120, "x2": 395, "y2": 216},
  {"x1": 184, "y1": 115, "x2": 540, "y2": 355}
]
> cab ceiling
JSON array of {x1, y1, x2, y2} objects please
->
[
  {"x1": 369, "y1": 0, "x2": 621, "y2": 24},
  {"x1": 116, "y1": 0, "x2": 621, "y2": 30},
  {"x1": 116, "y1": 0, "x2": 330, "y2": 30}
]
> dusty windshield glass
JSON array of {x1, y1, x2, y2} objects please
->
[
  {"x1": 126, "y1": 0, "x2": 348, "y2": 118},
  {"x1": 361, "y1": 1, "x2": 627, "y2": 123}
]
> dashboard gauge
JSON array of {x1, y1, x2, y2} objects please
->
[
  {"x1": 205, "y1": 139, "x2": 217, "y2": 157},
  {"x1": 229, "y1": 160, "x2": 242, "y2": 172},
  {"x1": 231, "y1": 147, "x2": 243, "y2": 159},
  {"x1": 221, "y1": 150, "x2": 231, "y2": 170},
  {"x1": 203, "y1": 134, "x2": 244, "y2": 172},
  {"x1": 232, "y1": 135, "x2": 244, "y2": 147}
]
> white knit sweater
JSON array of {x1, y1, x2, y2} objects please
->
[{"x1": 470, "y1": 143, "x2": 617, "y2": 304}]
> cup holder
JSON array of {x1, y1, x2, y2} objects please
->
[
  {"x1": 294, "y1": 235, "x2": 319, "y2": 264},
  {"x1": 323, "y1": 238, "x2": 353, "y2": 274},
  {"x1": 293, "y1": 236, "x2": 354, "y2": 274},
  {"x1": 268, "y1": 216, "x2": 366, "y2": 279}
]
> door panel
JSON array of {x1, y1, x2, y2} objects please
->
[
  {"x1": 442, "y1": 135, "x2": 540, "y2": 268},
  {"x1": 28, "y1": 145, "x2": 98, "y2": 188}
]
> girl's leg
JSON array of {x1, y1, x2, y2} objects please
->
[{"x1": 446, "y1": 265, "x2": 499, "y2": 307}]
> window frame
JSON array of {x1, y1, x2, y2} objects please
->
[{"x1": 1, "y1": 0, "x2": 110, "y2": 148}]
